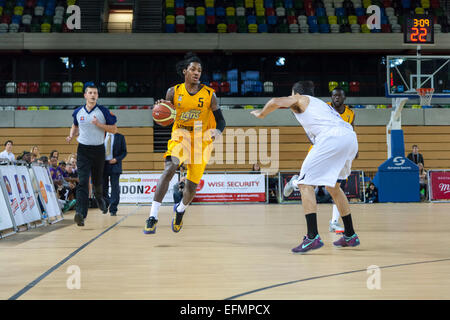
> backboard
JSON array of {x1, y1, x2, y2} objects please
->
[{"x1": 386, "y1": 55, "x2": 450, "y2": 99}]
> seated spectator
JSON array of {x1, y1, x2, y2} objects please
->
[
  {"x1": 418, "y1": 162, "x2": 428, "y2": 201},
  {"x1": 19, "y1": 151, "x2": 32, "y2": 164},
  {"x1": 365, "y1": 182, "x2": 378, "y2": 203},
  {"x1": 67, "y1": 153, "x2": 77, "y2": 173},
  {"x1": 50, "y1": 150, "x2": 59, "y2": 161},
  {"x1": 49, "y1": 155, "x2": 63, "y2": 186},
  {"x1": 30, "y1": 153, "x2": 38, "y2": 163},
  {"x1": 38, "y1": 156, "x2": 49, "y2": 165},
  {"x1": 251, "y1": 163, "x2": 261, "y2": 174},
  {"x1": 407, "y1": 144, "x2": 424, "y2": 166},
  {"x1": 0, "y1": 140, "x2": 15, "y2": 162},
  {"x1": 30, "y1": 145, "x2": 40, "y2": 159},
  {"x1": 315, "y1": 185, "x2": 332, "y2": 203}
]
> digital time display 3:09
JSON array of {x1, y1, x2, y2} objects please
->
[{"x1": 404, "y1": 15, "x2": 434, "y2": 44}]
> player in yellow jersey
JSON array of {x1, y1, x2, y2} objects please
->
[
  {"x1": 328, "y1": 87, "x2": 357, "y2": 233},
  {"x1": 144, "y1": 53, "x2": 226, "y2": 234}
]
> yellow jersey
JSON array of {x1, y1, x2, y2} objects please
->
[
  {"x1": 173, "y1": 83, "x2": 216, "y2": 132},
  {"x1": 327, "y1": 102, "x2": 354, "y2": 125}
]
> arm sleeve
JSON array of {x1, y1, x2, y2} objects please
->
[
  {"x1": 213, "y1": 109, "x2": 226, "y2": 133},
  {"x1": 72, "y1": 107, "x2": 81, "y2": 126},
  {"x1": 99, "y1": 106, "x2": 117, "y2": 125}
]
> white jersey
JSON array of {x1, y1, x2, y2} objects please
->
[{"x1": 293, "y1": 95, "x2": 353, "y2": 144}]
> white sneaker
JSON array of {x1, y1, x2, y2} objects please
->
[
  {"x1": 283, "y1": 175, "x2": 299, "y2": 197},
  {"x1": 329, "y1": 220, "x2": 344, "y2": 233}
]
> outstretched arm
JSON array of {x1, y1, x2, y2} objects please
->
[{"x1": 250, "y1": 96, "x2": 299, "y2": 119}]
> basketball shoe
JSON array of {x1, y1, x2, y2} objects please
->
[
  {"x1": 333, "y1": 233, "x2": 360, "y2": 247},
  {"x1": 292, "y1": 235, "x2": 324, "y2": 254},
  {"x1": 283, "y1": 175, "x2": 299, "y2": 197},
  {"x1": 329, "y1": 220, "x2": 345, "y2": 233},
  {"x1": 143, "y1": 216, "x2": 158, "y2": 234},
  {"x1": 171, "y1": 203, "x2": 185, "y2": 233}
]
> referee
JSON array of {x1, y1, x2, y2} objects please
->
[{"x1": 66, "y1": 85, "x2": 118, "y2": 226}]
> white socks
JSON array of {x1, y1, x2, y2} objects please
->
[
  {"x1": 332, "y1": 204, "x2": 340, "y2": 223},
  {"x1": 150, "y1": 201, "x2": 161, "y2": 219},
  {"x1": 177, "y1": 201, "x2": 188, "y2": 213}
]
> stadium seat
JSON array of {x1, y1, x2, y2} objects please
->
[
  {"x1": 39, "y1": 106, "x2": 49, "y2": 110},
  {"x1": 217, "y1": 23, "x2": 227, "y2": 32},
  {"x1": 6, "y1": 82, "x2": 16, "y2": 94},
  {"x1": 107, "y1": 81, "x2": 117, "y2": 94},
  {"x1": 39, "y1": 81, "x2": 49, "y2": 95},
  {"x1": 118, "y1": 81, "x2": 128, "y2": 94},
  {"x1": 50, "y1": 82, "x2": 61, "y2": 95},
  {"x1": 119, "y1": 105, "x2": 128, "y2": 110},
  {"x1": 349, "y1": 81, "x2": 360, "y2": 94},
  {"x1": 17, "y1": 82, "x2": 27, "y2": 94},
  {"x1": 196, "y1": 6, "x2": 205, "y2": 16},
  {"x1": 73, "y1": 81, "x2": 83, "y2": 94},
  {"x1": 28, "y1": 81, "x2": 39, "y2": 94},
  {"x1": 220, "y1": 81, "x2": 230, "y2": 94},
  {"x1": 263, "y1": 81, "x2": 274, "y2": 93},
  {"x1": 328, "y1": 81, "x2": 338, "y2": 92},
  {"x1": 62, "y1": 81, "x2": 72, "y2": 94},
  {"x1": 27, "y1": 106, "x2": 38, "y2": 110}
]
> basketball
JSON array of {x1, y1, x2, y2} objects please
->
[{"x1": 152, "y1": 102, "x2": 176, "y2": 126}]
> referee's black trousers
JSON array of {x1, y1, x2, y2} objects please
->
[{"x1": 76, "y1": 143, "x2": 105, "y2": 218}]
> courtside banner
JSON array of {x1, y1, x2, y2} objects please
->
[
  {"x1": 119, "y1": 173, "x2": 177, "y2": 203},
  {"x1": 0, "y1": 180, "x2": 14, "y2": 231},
  {"x1": 429, "y1": 170, "x2": 450, "y2": 201},
  {"x1": 0, "y1": 165, "x2": 27, "y2": 226},
  {"x1": 32, "y1": 166, "x2": 61, "y2": 217},
  {"x1": 192, "y1": 174, "x2": 266, "y2": 203},
  {"x1": 15, "y1": 166, "x2": 42, "y2": 222}
]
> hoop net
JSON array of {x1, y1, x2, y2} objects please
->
[{"x1": 416, "y1": 88, "x2": 434, "y2": 106}]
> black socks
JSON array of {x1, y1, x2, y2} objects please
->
[
  {"x1": 342, "y1": 214, "x2": 355, "y2": 237},
  {"x1": 305, "y1": 213, "x2": 318, "y2": 239}
]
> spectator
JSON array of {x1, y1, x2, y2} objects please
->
[
  {"x1": 251, "y1": 163, "x2": 261, "y2": 174},
  {"x1": 30, "y1": 145, "x2": 40, "y2": 159},
  {"x1": 103, "y1": 131, "x2": 127, "y2": 216},
  {"x1": 0, "y1": 140, "x2": 15, "y2": 162},
  {"x1": 365, "y1": 182, "x2": 378, "y2": 203},
  {"x1": 407, "y1": 145, "x2": 424, "y2": 166},
  {"x1": 50, "y1": 150, "x2": 59, "y2": 161},
  {"x1": 67, "y1": 153, "x2": 77, "y2": 171},
  {"x1": 30, "y1": 153, "x2": 38, "y2": 163},
  {"x1": 20, "y1": 151, "x2": 32, "y2": 164},
  {"x1": 173, "y1": 165, "x2": 186, "y2": 204},
  {"x1": 418, "y1": 162, "x2": 428, "y2": 201},
  {"x1": 49, "y1": 155, "x2": 63, "y2": 185},
  {"x1": 38, "y1": 155, "x2": 49, "y2": 165}
]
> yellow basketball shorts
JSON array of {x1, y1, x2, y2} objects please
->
[{"x1": 164, "y1": 132, "x2": 214, "y2": 185}]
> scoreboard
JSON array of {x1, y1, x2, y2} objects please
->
[{"x1": 404, "y1": 15, "x2": 434, "y2": 44}]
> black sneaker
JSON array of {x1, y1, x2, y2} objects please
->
[
  {"x1": 143, "y1": 216, "x2": 158, "y2": 234},
  {"x1": 74, "y1": 212, "x2": 84, "y2": 227},
  {"x1": 171, "y1": 203, "x2": 185, "y2": 233},
  {"x1": 96, "y1": 198, "x2": 108, "y2": 214}
]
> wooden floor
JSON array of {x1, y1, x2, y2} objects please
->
[{"x1": 1, "y1": 203, "x2": 450, "y2": 300}]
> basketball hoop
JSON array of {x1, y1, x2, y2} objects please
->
[{"x1": 416, "y1": 88, "x2": 434, "y2": 107}]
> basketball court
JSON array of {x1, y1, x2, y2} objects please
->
[{"x1": 1, "y1": 203, "x2": 450, "y2": 300}]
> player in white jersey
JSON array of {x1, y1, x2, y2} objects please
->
[{"x1": 251, "y1": 81, "x2": 360, "y2": 254}]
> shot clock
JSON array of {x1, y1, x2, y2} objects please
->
[{"x1": 404, "y1": 15, "x2": 434, "y2": 44}]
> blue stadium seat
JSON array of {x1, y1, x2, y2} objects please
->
[
  {"x1": 307, "y1": 16, "x2": 317, "y2": 25},
  {"x1": 175, "y1": 0, "x2": 184, "y2": 8},
  {"x1": 165, "y1": 24, "x2": 175, "y2": 32},
  {"x1": 402, "y1": 0, "x2": 410, "y2": 9},
  {"x1": 264, "y1": 0, "x2": 273, "y2": 8},
  {"x1": 319, "y1": 24, "x2": 330, "y2": 33},
  {"x1": 197, "y1": 15, "x2": 206, "y2": 24},
  {"x1": 258, "y1": 23, "x2": 268, "y2": 32},
  {"x1": 216, "y1": 7, "x2": 225, "y2": 16},
  {"x1": 309, "y1": 25, "x2": 319, "y2": 33},
  {"x1": 284, "y1": 0, "x2": 293, "y2": 8},
  {"x1": 335, "y1": 7, "x2": 346, "y2": 16},
  {"x1": 355, "y1": 7, "x2": 365, "y2": 16},
  {"x1": 206, "y1": 7, "x2": 215, "y2": 16},
  {"x1": 247, "y1": 15, "x2": 256, "y2": 24},
  {"x1": 267, "y1": 15, "x2": 277, "y2": 25},
  {"x1": 316, "y1": 7, "x2": 325, "y2": 16}
]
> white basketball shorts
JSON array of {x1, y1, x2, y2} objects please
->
[{"x1": 296, "y1": 128, "x2": 358, "y2": 187}]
